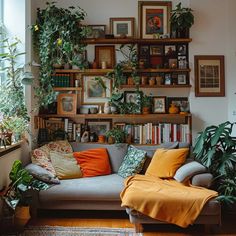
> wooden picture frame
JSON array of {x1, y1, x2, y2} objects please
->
[
  {"x1": 194, "y1": 55, "x2": 225, "y2": 97},
  {"x1": 124, "y1": 91, "x2": 142, "y2": 114},
  {"x1": 82, "y1": 75, "x2": 111, "y2": 104},
  {"x1": 87, "y1": 25, "x2": 106, "y2": 39},
  {"x1": 57, "y1": 93, "x2": 77, "y2": 115},
  {"x1": 85, "y1": 119, "x2": 112, "y2": 136},
  {"x1": 138, "y1": 1, "x2": 172, "y2": 39},
  {"x1": 177, "y1": 74, "x2": 187, "y2": 85},
  {"x1": 167, "y1": 97, "x2": 190, "y2": 113},
  {"x1": 153, "y1": 96, "x2": 166, "y2": 113},
  {"x1": 150, "y1": 45, "x2": 163, "y2": 55},
  {"x1": 110, "y1": 17, "x2": 135, "y2": 38},
  {"x1": 95, "y1": 45, "x2": 115, "y2": 69}
]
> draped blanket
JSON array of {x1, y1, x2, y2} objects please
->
[{"x1": 120, "y1": 174, "x2": 218, "y2": 227}]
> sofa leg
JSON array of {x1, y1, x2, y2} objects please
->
[{"x1": 134, "y1": 223, "x2": 143, "y2": 233}]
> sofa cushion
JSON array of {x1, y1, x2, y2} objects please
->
[
  {"x1": 50, "y1": 151, "x2": 82, "y2": 179},
  {"x1": 118, "y1": 145, "x2": 147, "y2": 178},
  {"x1": 39, "y1": 174, "x2": 124, "y2": 202},
  {"x1": 70, "y1": 143, "x2": 128, "y2": 173},
  {"x1": 174, "y1": 161, "x2": 207, "y2": 183},
  {"x1": 25, "y1": 163, "x2": 60, "y2": 184},
  {"x1": 191, "y1": 173, "x2": 213, "y2": 188},
  {"x1": 146, "y1": 148, "x2": 189, "y2": 178},
  {"x1": 73, "y1": 148, "x2": 111, "y2": 177}
]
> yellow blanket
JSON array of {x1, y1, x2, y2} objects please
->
[{"x1": 120, "y1": 174, "x2": 218, "y2": 228}]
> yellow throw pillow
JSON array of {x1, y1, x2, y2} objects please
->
[
  {"x1": 145, "y1": 148, "x2": 189, "y2": 178},
  {"x1": 50, "y1": 151, "x2": 82, "y2": 179}
]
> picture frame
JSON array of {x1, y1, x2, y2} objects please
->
[
  {"x1": 177, "y1": 44, "x2": 187, "y2": 55},
  {"x1": 124, "y1": 91, "x2": 142, "y2": 114},
  {"x1": 177, "y1": 74, "x2": 187, "y2": 85},
  {"x1": 164, "y1": 73, "x2": 172, "y2": 85},
  {"x1": 82, "y1": 75, "x2": 111, "y2": 104},
  {"x1": 110, "y1": 17, "x2": 135, "y2": 38},
  {"x1": 139, "y1": 45, "x2": 149, "y2": 56},
  {"x1": 167, "y1": 97, "x2": 190, "y2": 113},
  {"x1": 168, "y1": 58, "x2": 177, "y2": 68},
  {"x1": 164, "y1": 45, "x2": 176, "y2": 56},
  {"x1": 87, "y1": 25, "x2": 106, "y2": 39},
  {"x1": 194, "y1": 55, "x2": 225, "y2": 97},
  {"x1": 138, "y1": 1, "x2": 172, "y2": 39},
  {"x1": 150, "y1": 45, "x2": 163, "y2": 55},
  {"x1": 153, "y1": 96, "x2": 166, "y2": 113},
  {"x1": 85, "y1": 119, "x2": 112, "y2": 136},
  {"x1": 95, "y1": 45, "x2": 115, "y2": 69},
  {"x1": 57, "y1": 93, "x2": 77, "y2": 115}
]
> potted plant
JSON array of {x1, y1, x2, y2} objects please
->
[
  {"x1": 105, "y1": 128, "x2": 127, "y2": 144},
  {"x1": 141, "y1": 95, "x2": 153, "y2": 114},
  {"x1": 193, "y1": 121, "x2": 236, "y2": 205},
  {"x1": 1, "y1": 160, "x2": 49, "y2": 228},
  {"x1": 170, "y1": 3, "x2": 194, "y2": 38}
]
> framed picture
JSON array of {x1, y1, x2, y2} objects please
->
[
  {"x1": 177, "y1": 44, "x2": 187, "y2": 55},
  {"x1": 153, "y1": 96, "x2": 166, "y2": 113},
  {"x1": 178, "y1": 56, "x2": 188, "y2": 69},
  {"x1": 164, "y1": 73, "x2": 172, "y2": 85},
  {"x1": 124, "y1": 91, "x2": 142, "y2": 114},
  {"x1": 150, "y1": 45, "x2": 163, "y2": 55},
  {"x1": 57, "y1": 93, "x2": 77, "y2": 115},
  {"x1": 82, "y1": 75, "x2": 111, "y2": 104},
  {"x1": 167, "y1": 97, "x2": 190, "y2": 113},
  {"x1": 95, "y1": 45, "x2": 115, "y2": 69},
  {"x1": 110, "y1": 17, "x2": 135, "y2": 38},
  {"x1": 168, "y1": 58, "x2": 177, "y2": 68},
  {"x1": 138, "y1": 1, "x2": 172, "y2": 39},
  {"x1": 195, "y1": 55, "x2": 225, "y2": 97},
  {"x1": 87, "y1": 25, "x2": 106, "y2": 39},
  {"x1": 177, "y1": 74, "x2": 187, "y2": 85},
  {"x1": 85, "y1": 119, "x2": 112, "y2": 136},
  {"x1": 164, "y1": 45, "x2": 176, "y2": 56},
  {"x1": 139, "y1": 45, "x2": 149, "y2": 57}
]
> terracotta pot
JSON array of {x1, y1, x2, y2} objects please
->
[
  {"x1": 14, "y1": 206, "x2": 30, "y2": 230},
  {"x1": 142, "y1": 107, "x2": 151, "y2": 114},
  {"x1": 98, "y1": 135, "x2": 105, "y2": 143},
  {"x1": 149, "y1": 77, "x2": 156, "y2": 86},
  {"x1": 107, "y1": 136, "x2": 115, "y2": 144}
]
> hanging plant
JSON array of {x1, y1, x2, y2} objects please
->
[{"x1": 32, "y1": 2, "x2": 89, "y2": 108}]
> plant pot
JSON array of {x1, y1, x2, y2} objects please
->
[
  {"x1": 53, "y1": 63, "x2": 63, "y2": 69},
  {"x1": 14, "y1": 206, "x2": 31, "y2": 230},
  {"x1": 142, "y1": 107, "x2": 151, "y2": 115},
  {"x1": 107, "y1": 136, "x2": 115, "y2": 144},
  {"x1": 176, "y1": 28, "x2": 190, "y2": 38},
  {"x1": 64, "y1": 63, "x2": 71, "y2": 69}
]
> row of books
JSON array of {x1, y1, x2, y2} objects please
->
[{"x1": 52, "y1": 74, "x2": 71, "y2": 87}]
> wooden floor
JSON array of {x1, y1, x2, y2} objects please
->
[{"x1": 27, "y1": 210, "x2": 236, "y2": 236}]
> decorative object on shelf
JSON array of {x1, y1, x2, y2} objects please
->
[
  {"x1": 86, "y1": 119, "x2": 112, "y2": 137},
  {"x1": 89, "y1": 107, "x2": 98, "y2": 114},
  {"x1": 124, "y1": 91, "x2": 142, "y2": 114},
  {"x1": 81, "y1": 131, "x2": 89, "y2": 143},
  {"x1": 167, "y1": 97, "x2": 189, "y2": 113},
  {"x1": 98, "y1": 105, "x2": 103, "y2": 114},
  {"x1": 95, "y1": 45, "x2": 115, "y2": 69},
  {"x1": 127, "y1": 76, "x2": 135, "y2": 85},
  {"x1": 110, "y1": 105, "x2": 118, "y2": 114},
  {"x1": 153, "y1": 96, "x2": 166, "y2": 113},
  {"x1": 98, "y1": 135, "x2": 105, "y2": 143},
  {"x1": 141, "y1": 76, "x2": 148, "y2": 85},
  {"x1": 105, "y1": 127, "x2": 127, "y2": 144},
  {"x1": 164, "y1": 74, "x2": 172, "y2": 85},
  {"x1": 168, "y1": 103, "x2": 179, "y2": 114},
  {"x1": 156, "y1": 76, "x2": 163, "y2": 86},
  {"x1": 87, "y1": 25, "x2": 106, "y2": 39},
  {"x1": 194, "y1": 55, "x2": 225, "y2": 97},
  {"x1": 92, "y1": 60, "x2": 98, "y2": 69},
  {"x1": 170, "y1": 2, "x2": 194, "y2": 38},
  {"x1": 138, "y1": 1, "x2": 172, "y2": 39},
  {"x1": 110, "y1": 17, "x2": 135, "y2": 38},
  {"x1": 149, "y1": 77, "x2": 156, "y2": 86},
  {"x1": 177, "y1": 74, "x2": 187, "y2": 85},
  {"x1": 104, "y1": 102, "x2": 111, "y2": 114},
  {"x1": 141, "y1": 94, "x2": 153, "y2": 114},
  {"x1": 164, "y1": 45, "x2": 176, "y2": 56},
  {"x1": 89, "y1": 132, "x2": 98, "y2": 142},
  {"x1": 57, "y1": 94, "x2": 77, "y2": 115},
  {"x1": 193, "y1": 121, "x2": 236, "y2": 206}
]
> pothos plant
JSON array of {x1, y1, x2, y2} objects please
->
[{"x1": 32, "y1": 1, "x2": 89, "y2": 108}]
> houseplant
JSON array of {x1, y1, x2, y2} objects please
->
[
  {"x1": 141, "y1": 94, "x2": 153, "y2": 114},
  {"x1": 193, "y1": 121, "x2": 236, "y2": 205},
  {"x1": 170, "y1": 3, "x2": 194, "y2": 38},
  {"x1": 105, "y1": 127, "x2": 127, "y2": 144}
]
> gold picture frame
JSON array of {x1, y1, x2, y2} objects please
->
[{"x1": 57, "y1": 93, "x2": 77, "y2": 115}]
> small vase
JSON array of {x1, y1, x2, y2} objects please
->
[
  {"x1": 108, "y1": 136, "x2": 115, "y2": 144},
  {"x1": 110, "y1": 106, "x2": 117, "y2": 114},
  {"x1": 104, "y1": 102, "x2": 111, "y2": 114},
  {"x1": 149, "y1": 77, "x2": 156, "y2": 86},
  {"x1": 98, "y1": 135, "x2": 105, "y2": 143},
  {"x1": 169, "y1": 103, "x2": 179, "y2": 114}
]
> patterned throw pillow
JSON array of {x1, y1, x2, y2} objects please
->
[{"x1": 118, "y1": 145, "x2": 147, "y2": 178}]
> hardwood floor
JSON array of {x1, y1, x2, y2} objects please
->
[{"x1": 28, "y1": 210, "x2": 236, "y2": 236}]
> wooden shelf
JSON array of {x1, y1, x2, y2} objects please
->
[
  {"x1": 53, "y1": 87, "x2": 82, "y2": 91},
  {"x1": 83, "y1": 38, "x2": 192, "y2": 45},
  {"x1": 121, "y1": 84, "x2": 191, "y2": 89}
]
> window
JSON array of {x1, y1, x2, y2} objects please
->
[{"x1": 0, "y1": 0, "x2": 4, "y2": 84}]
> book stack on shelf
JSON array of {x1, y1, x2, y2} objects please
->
[{"x1": 52, "y1": 74, "x2": 71, "y2": 87}]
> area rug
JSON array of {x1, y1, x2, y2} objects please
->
[{"x1": 19, "y1": 226, "x2": 142, "y2": 236}]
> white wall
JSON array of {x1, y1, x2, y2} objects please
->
[{"x1": 30, "y1": 0, "x2": 236, "y2": 141}]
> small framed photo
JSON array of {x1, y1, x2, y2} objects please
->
[
  {"x1": 167, "y1": 97, "x2": 190, "y2": 113},
  {"x1": 168, "y1": 58, "x2": 177, "y2": 68},
  {"x1": 110, "y1": 17, "x2": 135, "y2": 38},
  {"x1": 177, "y1": 44, "x2": 187, "y2": 55},
  {"x1": 95, "y1": 45, "x2": 115, "y2": 69},
  {"x1": 139, "y1": 45, "x2": 149, "y2": 56},
  {"x1": 82, "y1": 75, "x2": 111, "y2": 104},
  {"x1": 164, "y1": 73, "x2": 172, "y2": 85},
  {"x1": 85, "y1": 119, "x2": 112, "y2": 136},
  {"x1": 57, "y1": 93, "x2": 77, "y2": 115},
  {"x1": 178, "y1": 56, "x2": 188, "y2": 69},
  {"x1": 138, "y1": 1, "x2": 172, "y2": 39},
  {"x1": 87, "y1": 25, "x2": 106, "y2": 39},
  {"x1": 164, "y1": 45, "x2": 176, "y2": 56},
  {"x1": 153, "y1": 96, "x2": 166, "y2": 113},
  {"x1": 150, "y1": 45, "x2": 163, "y2": 55},
  {"x1": 177, "y1": 74, "x2": 187, "y2": 85},
  {"x1": 124, "y1": 91, "x2": 142, "y2": 114}
]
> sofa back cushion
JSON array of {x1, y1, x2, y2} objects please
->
[
  {"x1": 70, "y1": 143, "x2": 128, "y2": 173},
  {"x1": 73, "y1": 148, "x2": 111, "y2": 177}
]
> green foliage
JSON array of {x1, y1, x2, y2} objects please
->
[
  {"x1": 141, "y1": 94, "x2": 153, "y2": 108},
  {"x1": 170, "y1": 3, "x2": 194, "y2": 31},
  {"x1": 193, "y1": 121, "x2": 236, "y2": 205},
  {"x1": 105, "y1": 127, "x2": 127, "y2": 143},
  {"x1": 2, "y1": 160, "x2": 49, "y2": 210},
  {"x1": 32, "y1": 1, "x2": 89, "y2": 107}
]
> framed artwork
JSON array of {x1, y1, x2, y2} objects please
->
[
  {"x1": 194, "y1": 55, "x2": 225, "y2": 97},
  {"x1": 168, "y1": 58, "x2": 177, "y2": 68},
  {"x1": 177, "y1": 44, "x2": 187, "y2": 55},
  {"x1": 153, "y1": 96, "x2": 166, "y2": 113},
  {"x1": 164, "y1": 73, "x2": 172, "y2": 85},
  {"x1": 57, "y1": 93, "x2": 77, "y2": 115},
  {"x1": 82, "y1": 75, "x2": 111, "y2": 104},
  {"x1": 87, "y1": 25, "x2": 106, "y2": 39},
  {"x1": 167, "y1": 97, "x2": 190, "y2": 113},
  {"x1": 124, "y1": 91, "x2": 142, "y2": 114},
  {"x1": 138, "y1": 1, "x2": 172, "y2": 39},
  {"x1": 150, "y1": 45, "x2": 163, "y2": 55},
  {"x1": 110, "y1": 17, "x2": 135, "y2": 38},
  {"x1": 95, "y1": 45, "x2": 115, "y2": 69},
  {"x1": 164, "y1": 45, "x2": 176, "y2": 56},
  {"x1": 85, "y1": 119, "x2": 112, "y2": 136},
  {"x1": 177, "y1": 74, "x2": 187, "y2": 85}
]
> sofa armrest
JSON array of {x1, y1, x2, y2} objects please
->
[{"x1": 191, "y1": 173, "x2": 213, "y2": 188}]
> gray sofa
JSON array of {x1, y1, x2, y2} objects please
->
[{"x1": 24, "y1": 142, "x2": 221, "y2": 232}]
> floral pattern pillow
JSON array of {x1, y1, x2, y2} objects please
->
[
  {"x1": 118, "y1": 145, "x2": 147, "y2": 178},
  {"x1": 31, "y1": 140, "x2": 73, "y2": 177}
]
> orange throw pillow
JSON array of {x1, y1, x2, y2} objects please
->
[
  {"x1": 145, "y1": 148, "x2": 189, "y2": 178},
  {"x1": 73, "y1": 148, "x2": 111, "y2": 177}
]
